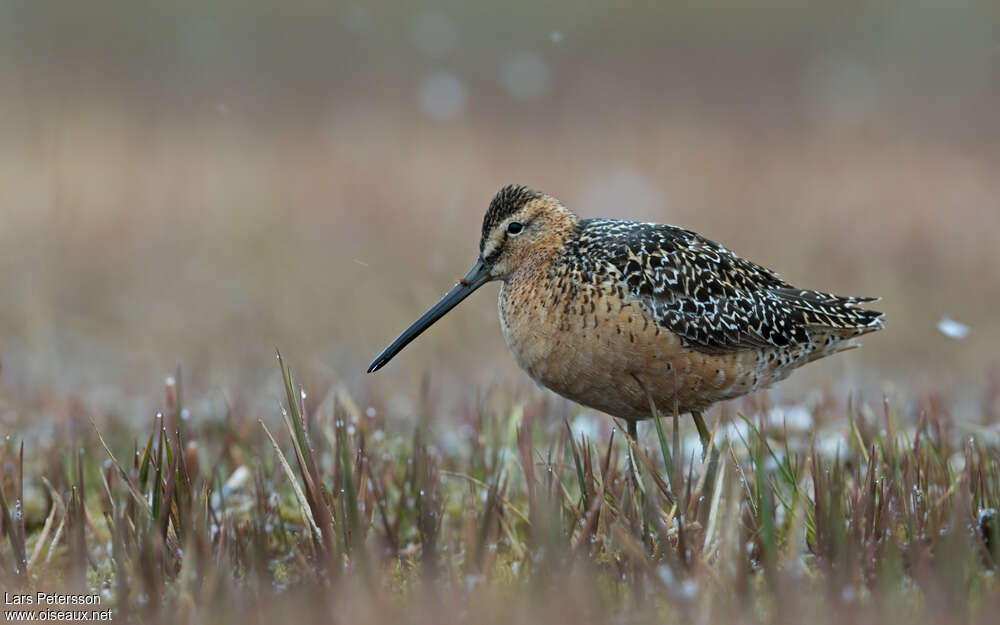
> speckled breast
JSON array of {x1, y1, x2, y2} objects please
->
[{"x1": 497, "y1": 275, "x2": 766, "y2": 420}]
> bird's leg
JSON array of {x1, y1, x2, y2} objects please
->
[
  {"x1": 626, "y1": 419, "x2": 640, "y2": 489},
  {"x1": 624, "y1": 419, "x2": 652, "y2": 549},
  {"x1": 692, "y1": 409, "x2": 722, "y2": 521},
  {"x1": 692, "y1": 410, "x2": 711, "y2": 460}
]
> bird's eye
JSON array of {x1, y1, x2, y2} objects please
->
[{"x1": 506, "y1": 222, "x2": 524, "y2": 235}]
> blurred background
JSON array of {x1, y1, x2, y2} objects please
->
[{"x1": 1, "y1": 1, "x2": 998, "y2": 424}]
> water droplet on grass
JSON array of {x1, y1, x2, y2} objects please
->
[{"x1": 937, "y1": 316, "x2": 970, "y2": 339}]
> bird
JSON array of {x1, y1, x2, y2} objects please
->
[{"x1": 368, "y1": 184, "x2": 883, "y2": 453}]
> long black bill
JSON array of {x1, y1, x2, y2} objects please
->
[{"x1": 367, "y1": 259, "x2": 492, "y2": 373}]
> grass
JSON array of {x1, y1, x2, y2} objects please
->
[{"x1": 1, "y1": 355, "x2": 997, "y2": 624}]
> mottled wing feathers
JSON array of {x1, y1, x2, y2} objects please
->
[{"x1": 572, "y1": 219, "x2": 884, "y2": 353}]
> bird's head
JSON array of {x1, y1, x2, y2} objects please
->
[
  {"x1": 478, "y1": 184, "x2": 577, "y2": 279},
  {"x1": 367, "y1": 184, "x2": 576, "y2": 373}
]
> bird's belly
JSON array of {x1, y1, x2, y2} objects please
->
[{"x1": 498, "y1": 284, "x2": 762, "y2": 420}]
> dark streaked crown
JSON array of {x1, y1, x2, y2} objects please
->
[{"x1": 480, "y1": 185, "x2": 543, "y2": 252}]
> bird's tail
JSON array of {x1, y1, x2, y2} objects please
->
[{"x1": 773, "y1": 288, "x2": 885, "y2": 338}]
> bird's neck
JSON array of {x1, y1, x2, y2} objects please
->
[{"x1": 508, "y1": 208, "x2": 580, "y2": 282}]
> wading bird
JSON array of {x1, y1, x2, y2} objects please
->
[{"x1": 368, "y1": 185, "x2": 883, "y2": 452}]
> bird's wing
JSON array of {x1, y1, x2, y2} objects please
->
[{"x1": 581, "y1": 220, "x2": 883, "y2": 353}]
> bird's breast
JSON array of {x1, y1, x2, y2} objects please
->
[
  {"x1": 498, "y1": 279, "x2": 558, "y2": 378},
  {"x1": 498, "y1": 273, "x2": 769, "y2": 419}
]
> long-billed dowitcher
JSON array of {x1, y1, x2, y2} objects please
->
[{"x1": 368, "y1": 185, "x2": 883, "y2": 449}]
